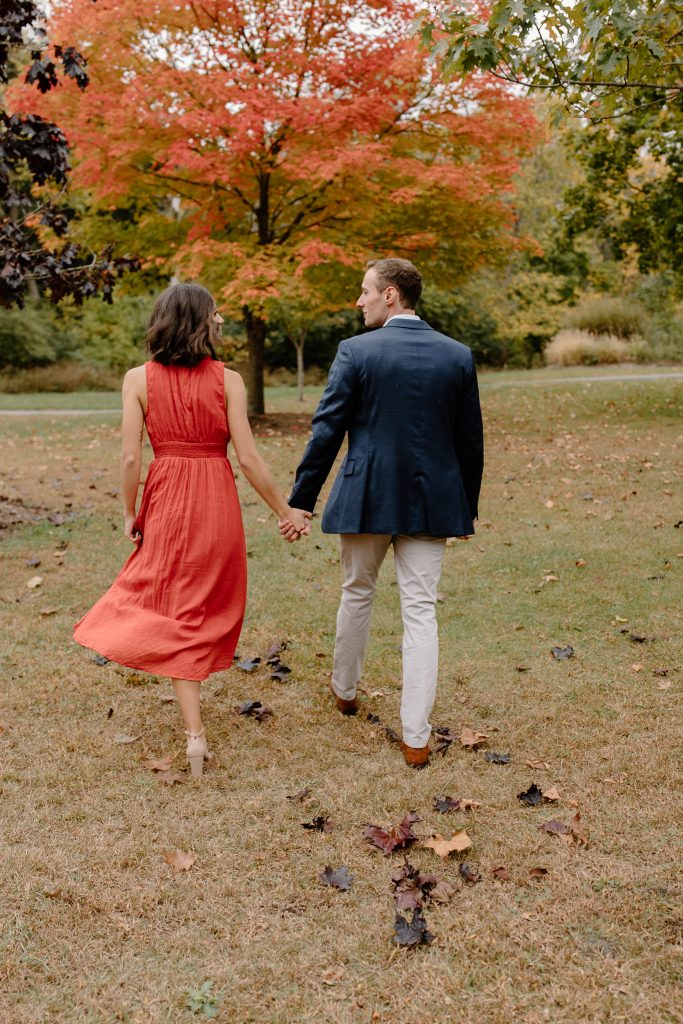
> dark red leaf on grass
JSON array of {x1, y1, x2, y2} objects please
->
[
  {"x1": 265, "y1": 641, "x2": 288, "y2": 662},
  {"x1": 432, "y1": 725, "x2": 456, "y2": 755},
  {"x1": 92, "y1": 654, "x2": 109, "y2": 666},
  {"x1": 236, "y1": 700, "x2": 272, "y2": 721},
  {"x1": 237, "y1": 656, "x2": 261, "y2": 672},
  {"x1": 551, "y1": 645, "x2": 574, "y2": 660},
  {"x1": 270, "y1": 664, "x2": 291, "y2": 681},
  {"x1": 287, "y1": 787, "x2": 311, "y2": 802},
  {"x1": 459, "y1": 861, "x2": 481, "y2": 884},
  {"x1": 320, "y1": 865, "x2": 353, "y2": 891},
  {"x1": 433, "y1": 796, "x2": 461, "y2": 813},
  {"x1": 653, "y1": 668, "x2": 669, "y2": 677},
  {"x1": 491, "y1": 866, "x2": 510, "y2": 881},
  {"x1": 106, "y1": 707, "x2": 113, "y2": 719},
  {"x1": 385, "y1": 726, "x2": 401, "y2": 744},
  {"x1": 518, "y1": 783, "x2": 543, "y2": 807},
  {"x1": 367, "y1": 713, "x2": 381, "y2": 725},
  {"x1": 363, "y1": 812, "x2": 420, "y2": 856},
  {"x1": 485, "y1": 752, "x2": 511, "y2": 764},
  {"x1": 537, "y1": 819, "x2": 572, "y2": 835},
  {"x1": 391, "y1": 861, "x2": 439, "y2": 911},
  {"x1": 302, "y1": 816, "x2": 333, "y2": 833},
  {"x1": 393, "y1": 910, "x2": 434, "y2": 947}
]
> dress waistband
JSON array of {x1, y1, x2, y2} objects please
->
[{"x1": 153, "y1": 441, "x2": 227, "y2": 459}]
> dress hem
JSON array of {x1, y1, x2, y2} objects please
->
[{"x1": 73, "y1": 638, "x2": 236, "y2": 683}]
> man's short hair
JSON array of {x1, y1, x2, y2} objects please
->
[{"x1": 367, "y1": 258, "x2": 422, "y2": 308}]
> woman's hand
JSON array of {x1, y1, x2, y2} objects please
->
[
  {"x1": 278, "y1": 507, "x2": 311, "y2": 542},
  {"x1": 124, "y1": 514, "x2": 141, "y2": 544}
]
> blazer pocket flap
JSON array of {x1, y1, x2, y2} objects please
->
[{"x1": 343, "y1": 459, "x2": 355, "y2": 477}]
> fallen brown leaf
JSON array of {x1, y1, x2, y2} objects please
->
[
  {"x1": 460, "y1": 728, "x2": 488, "y2": 749},
  {"x1": 145, "y1": 755, "x2": 174, "y2": 772},
  {"x1": 40, "y1": 607, "x2": 59, "y2": 616},
  {"x1": 491, "y1": 866, "x2": 510, "y2": 881},
  {"x1": 429, "y1": 879, "x2": 456, "y2": 903},
  {"x1": 321, "y1": 966, "x2": 346, "y2": 986},
  {"x1": 26, "y1": 575, "x2": 43, "y2": 589},
  {"x1": 525, "y1": 759, "x2": 550, "y2": 770},
  {"x1": 422, "y1": 831, "x2": 471, "y2": 858},
  {"x1": 162, "y1": 849, "x2": 196, "y2": 872},
  {"x1": 528, "y1": 866, "x2": 549, "y2": 878},
  {"x1": 657, "y1": 679, "x2": 672, "y2": 691},
  {"x1": 631, "y1": 663, "x2": 644, "y2": 673},
  {"x1": 543, "y1": 786, "x2": 561, "y2": 802},
  {"x1": 157, "y1": 770, "x2": 184, "y2": 786},
  {"x1": 114, "y1": 733, "x2": 142, "y2": 745}
]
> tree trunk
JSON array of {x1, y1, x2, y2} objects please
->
[
  {"x1": 295, "y1": 340, "x2": 305, "y2": 402},
  {"x1": 244, "y1": 307, "x2": 266, "y2": 416}
]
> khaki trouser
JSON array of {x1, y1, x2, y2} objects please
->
[{"x1": 331, "y1": 534, "x2": 447, "y2": 748}]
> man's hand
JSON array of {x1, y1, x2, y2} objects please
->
[{"x1": 278, "y1": 507, "x2": 312, "y2": 543}]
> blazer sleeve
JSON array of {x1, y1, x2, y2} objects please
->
[
  {"x1": 288, "y1": 341, "x2": 358, "y2": 512},
  {"x1": 454, "y1": 353, "x2": 484, "y2": 520}
]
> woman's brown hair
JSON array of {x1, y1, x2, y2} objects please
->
[{"x1": 146, "y1": 283, "x2": 221, "y2": 367}]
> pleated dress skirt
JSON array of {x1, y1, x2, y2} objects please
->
[{"x1": 74, "y1": 358, "x2": 247, "y2": 681}]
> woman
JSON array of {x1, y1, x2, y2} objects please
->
[{"x1": 74, "y1": 283, "x2": 308, "y2": 777}]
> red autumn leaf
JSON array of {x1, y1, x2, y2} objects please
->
[{"x1": 363, "y1": 812, "x2": 420, "y2": 856}]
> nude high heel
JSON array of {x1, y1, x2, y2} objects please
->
[{"x1": 185, "y1": 727, "x2": 212, "y2": 778}]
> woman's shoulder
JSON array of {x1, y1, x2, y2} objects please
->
[
  {"x1": 223, "y1": 366, "x2": 245, "y2": 388},
  {"x1": 123, "y1": 363, "x2": 147, "y2": 382}
]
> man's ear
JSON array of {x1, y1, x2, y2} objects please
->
[{"x1": 384, "y1": 286, "x2": 397, "y2": 304}]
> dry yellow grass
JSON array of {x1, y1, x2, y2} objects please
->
[
  {"x1": 544, "y1": 330, "x2": 632, "y2": 367},
  {"x1": 1, "y1": 375, "x2": 682, "y2": 1024}
]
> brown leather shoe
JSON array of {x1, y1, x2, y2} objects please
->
[
  {"x1": 328, "y1": 681, "x2": 358, "y2": 715},
  {"x1": 400, "y1": 741, "x2": 430, "y2": 768}
]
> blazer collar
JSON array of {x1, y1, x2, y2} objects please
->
[{"x1": 384, "y1": 319, "x2": 433, "y2": 330}]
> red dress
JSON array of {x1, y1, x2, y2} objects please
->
[{"x1": 74, "y1": 358, "x2": 247, "y2": 681}]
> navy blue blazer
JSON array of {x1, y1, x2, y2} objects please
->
[{"x1": 288, "y1": 318, "x2": 484, "y2": 536}]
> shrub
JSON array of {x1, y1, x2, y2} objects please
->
[
  {"x1": 544, "y1": 330, "x2": 633, "y2": 367},
  {"x1": 0, "y1": 361, "x2": 121, "y2": 393},
  {"x1": 564, "y1": 296, "x2": 649, "y2": 339}
]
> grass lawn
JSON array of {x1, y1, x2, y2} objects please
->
[{"x1": 0, "y1": 373, "x2": 681, "y2": 1023}]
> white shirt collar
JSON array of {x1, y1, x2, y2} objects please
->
[{"x1": 384, "y1": 313, "x2": 420, "y2": 325}]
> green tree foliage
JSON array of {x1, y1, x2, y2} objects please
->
[{"x1": 421, "y1": 1, "x2": 682, "y2": 120}]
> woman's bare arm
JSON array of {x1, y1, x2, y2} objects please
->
[
  {"x1": 225, "y1": 369, "x2": 309, "y2": 536},
  {"x1": 120, "y1": 365, "x2": 146, "y2": 542}
]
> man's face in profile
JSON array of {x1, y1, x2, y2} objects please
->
[{"x1": 356, "y1": 269, "x2": 388, "y2": 329}]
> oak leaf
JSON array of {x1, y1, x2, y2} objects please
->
[{"x1": 491, "y1": 866, "x2": 510, "y2": 881}]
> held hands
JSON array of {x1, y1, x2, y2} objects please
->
[{"x1": 278, "y1": 507, "x2": 312, "y2": 543}]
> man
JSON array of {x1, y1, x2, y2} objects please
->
[{"x1": 283, "y1": 258, "x2": 484, "y2": 768}]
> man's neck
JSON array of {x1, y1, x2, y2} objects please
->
[{"x1": 383, "y1": 309, "x2": 417, "y2": 324}]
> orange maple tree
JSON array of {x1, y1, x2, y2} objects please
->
[{"x1": 21, "y1": 0, "x2": 538, "y2": 412}]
